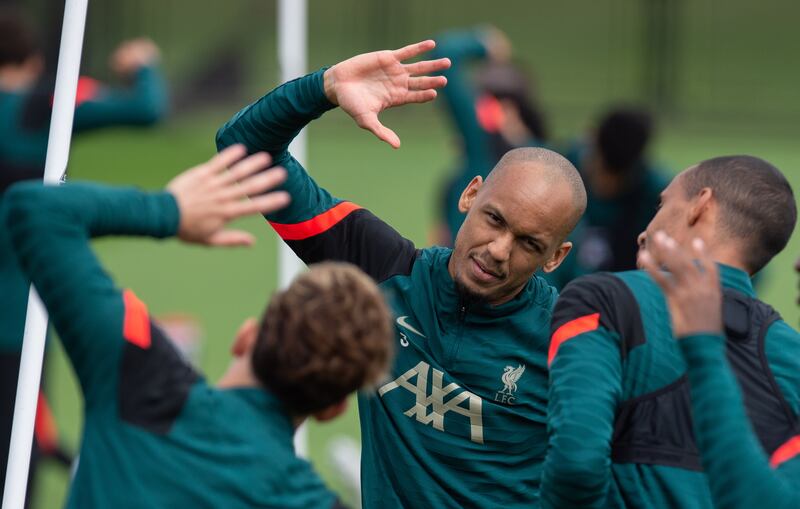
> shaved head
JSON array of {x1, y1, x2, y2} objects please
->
[
  {"x1": 486, "y1": 147, "x2": 587, "y2": 237},
  {"x1": 449, "y1": 147, "x2": 587, "y2": 305}
]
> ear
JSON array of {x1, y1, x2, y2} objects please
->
[
  {"x1": 312, "y1": 399, "x2": 348, "y2": 423},
  {"x1": 458, "y1": 176, "x2": 484, "y2": 214},
  {"x1": 542, "y1": 241, "x2": 572, "y2": 273},
  {"x1": 687, "y1": 187, "x2": 713, "y2": 227},
  {"x1": 230, "y1": 317, "x2": 259, "y2": 357}
]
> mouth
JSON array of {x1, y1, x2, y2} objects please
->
[{"x1": 470, "y1": 256, "x2": 503, "y2": 283}]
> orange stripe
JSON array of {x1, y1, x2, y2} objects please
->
[
  {"x1": 269, "y1": 201, "x2": 362, "y2": 241},
  {"x1": 75, "y1": 77, "x2": 101, "y2": 106},
  {"x1": 770, "y1": 435, "x2": 800, "y2": 469},
  {"x1": 548, "y1": 313, "x2": 601, "y2": 367},
  {"x1": 123, "y1": 290, "x2": 151, "y2": 349},
  {"x1": 34, "y1": 391, "x2": 59, "y2": 453}
]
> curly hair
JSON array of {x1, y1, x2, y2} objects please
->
[{"x1": 252, "y1": 262, "x2": 394, "y2": 416}]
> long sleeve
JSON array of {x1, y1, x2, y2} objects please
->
[
  {"x1": 215, "y1": 70, "x2": 417, "y2": 282},
  {"x1": 431, "y1": 29, "x2": 493, "y2": 176},
  {"x1": 73, "y1": 66, "x2": 168, "y2": 132},
  {"x1": 2, "y1": 181, "x2": 179, "y2": 404},
  {"x1": 681, "y1": 334, "x2": 800, "y2": 509},
  {"x1": 540, "y1": 277, "x2": 623, "y2": 508}
]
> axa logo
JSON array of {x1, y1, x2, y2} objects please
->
[
  {"x1": 378, "y1": 361, "x2": 484, "y2": 444},
  {"x1": 494, "y1": 364, "x2": 525, "y2": 405}
]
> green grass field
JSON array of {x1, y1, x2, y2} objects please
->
[{"x1": 31, "y1": 103, "x2": 799, "y2": 507}]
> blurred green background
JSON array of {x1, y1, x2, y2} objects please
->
[{"x1": 13, "y1": 0, "x2": 799, "y2": 507}]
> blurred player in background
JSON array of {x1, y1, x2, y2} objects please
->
[
  {"x1": 641, "y1": 232, "x2": 800, "y2": 509},
  {"x1": 542, "y1": 155, "x2": 799, "y2": 507},
  {"x1": 0, "y1": 7, "x2": 167, "y2": 495},
  {"x1": 544, "y1": 106, "x2": 670, "y2": 289},
  {"x1": 217, "y1": 40, "x2": 586, "y2": 508},
  {"x1": 2, "y1": 145, "x2": 393, "y2": 508},
  {"x1": 430, "y1": 27, "x2": 549, "y2": 246}
]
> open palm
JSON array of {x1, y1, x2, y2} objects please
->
[{"x1": 324, "y1": 40, "x2": 450, "y2": 148}]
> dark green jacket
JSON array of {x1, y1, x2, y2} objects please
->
[
  {"x1": 217, "y1": 68, "x2": 559, "y2": 508},
  {"x1": 3, "y1": 182, "x2": 337, "y2": 508},
  {"x1": 542, "y1": 265, "x2": 800, "y2": 507}
]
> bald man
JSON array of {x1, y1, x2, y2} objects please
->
[{"x1": 216, "y1": 40, "x2": 587, "y2": 508}]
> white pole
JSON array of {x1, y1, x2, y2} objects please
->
[
  {"x1": 2, "y1": 1, "x2": 88, "y2": 507},
  {"x1": 277, "y1": 0, "x2": 309, "y2": 458}
]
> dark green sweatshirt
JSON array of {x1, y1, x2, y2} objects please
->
[
  {"x1": 542, "y1": 266, "x2": 800, "y2": 508},
  {"x1": 217, "y1": 68, "x2": 559, "y2": 508},
  {"x1": 3, "y1": 181, "x2": 338, "y2": 508}
]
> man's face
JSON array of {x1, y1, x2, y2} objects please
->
[
  {"x1": 450, "y1": 166, "x2": 574, "y2": 306},
  {"x1": 637, "y1": 171, "x2": 692, "y2": 265}
]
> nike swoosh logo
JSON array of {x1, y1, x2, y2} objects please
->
[{"x1": 396, "y1": 316, "x2": 426, "y2": 338}]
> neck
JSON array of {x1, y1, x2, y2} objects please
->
[
  {"x1": 217, "y1": 361, "x2": 261, "y2": 389},
  {"x1": 693, "y1": 234, "x2": 751, "y2": 275}
]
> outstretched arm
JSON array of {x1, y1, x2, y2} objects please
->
[
  {"x1": 216, "y1": 41, "x2": 450, "y2": 280},
  {"x1": 432, "y1": 28, "x2": 506, "y2": 173},
  {"x1": 73, "y1": 38, "x2": 168, "y2": 131},
  {"x1": 3, "y1": 146, "x2": 287, "y2": 404},
  {"x1": 640, "y1": 233, "x2": 800, "y2": 509}
]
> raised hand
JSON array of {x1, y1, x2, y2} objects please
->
[
  {"x1": 166, "y1": 144, "x2": 290, "y2": 247},
  {"x1": 638, "y1": 231, "x2": 723, "y2": 338},
  {"x1": 110, "y1": 38, "x2": 161, "y2": 77},
  {"x1": 323, "y1": 40, "x2": 451, "y2": 148}
]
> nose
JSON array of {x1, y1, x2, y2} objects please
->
[
  {"x1": 637, "y1": 230, "x2": 647, "y2": 250},
  {"x1": 487, "y1": 232, "x2": 513, "y2": 263}
]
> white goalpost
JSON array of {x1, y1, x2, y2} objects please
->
[
  {"x1": 277, "y1": 0, "x2": 310, "y2": 458},
  {"x1": 2, "y1": 1, "x2": 89, "y2": 508}
]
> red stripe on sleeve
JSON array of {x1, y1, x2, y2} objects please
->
[
  {"x1": 123, "y1": 290, "x2": 151, "y2": 349},
  {"x1": 75, "y1": 77, "x2": 101, "y2": 106},
  {"x1": 34, "y1": 391, "x2": 59, "y2": 454},
  {"x1": 548, "y1": 313, "x2": 601, "y2": 367},
  {"x1": 770, "y1": 435, "x2": 800, "y2": 469},
  {"x1": 269, "y1": 201, "x2": 362, "y2": 241}
]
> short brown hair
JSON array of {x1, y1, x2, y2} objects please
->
[
  {"x1": 252, "y1": 262, "x2": 394, "y2": 415},
  {"x1": 682, "y1": 155, "x2": 796, "y2": 274}
]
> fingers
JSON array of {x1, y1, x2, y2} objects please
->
[
  {"x1": 408, "y1": 76, "x2": 447, "y2": 91},
  {"x1": 691, "y1": 237, "x2": 720, "y2": 285},
  {"x1": 405, "y1": 90, "x2": 438, "y2": 104},
  {"x1": 225, "y1": 191, "x2": 291, "y2": 219},
  {"x1": 216, "y1": 152, "x2": 273, "y2": 186},
  {"x1": 205, "y1": 144, "x2": 248, "y2": 175},
  {"x1": 404, "y1": 58, "x2": 451, "y2": 76},
  {"x1": 393, "y1": 40, "x2": 436, "y2": 61},
  {"x1": 219, "y1": 167, "x2": 287, "y2": 201},
  {"x1": 639, "y1": 249, "x2": 674, "y2": 293},
  {"x1": 207, "y1": 230, "x2": 256, "y2": 247},
  {"x1": 357, "y1": 114, "x2": 401, "y2": 148}
]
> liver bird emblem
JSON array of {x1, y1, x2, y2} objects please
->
[{"x1": 500, "y1": 364, "x2": 526, "y2": 395}]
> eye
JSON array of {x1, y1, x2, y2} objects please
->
[
  {"x1": 526, "y1": 239, "x2": 542, "y2": 253},
  {"x1": 487, "y1": 212, "x2": 501, "y2": 225}
]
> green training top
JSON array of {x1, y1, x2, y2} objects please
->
[
  {"x1": 681, "y1": 333, "x2": 800, "y2": 509},
  {"x1": 216, "y1": 68, "x2": 559, "y2": 508},
  {"x1": 3, "y1": 181, "x2": 338, "y2": 509},
  {"x1": 542, "y1": 265, "x2": 800, "y2": 508},
  {"x1": 0, "y1": 66, "x2": 167, "y2": 352}
]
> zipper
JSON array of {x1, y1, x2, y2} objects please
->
[{"x1": 446, "y1": 300, "x2": 468, "y2": 365}]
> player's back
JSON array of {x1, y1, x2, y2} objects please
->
[
  {"x1": 605, "y1": 268, "x2": 800, "y2": 508},
  {"x1": 66, "y1": 326, "x2": 336, "y2": 509}
]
